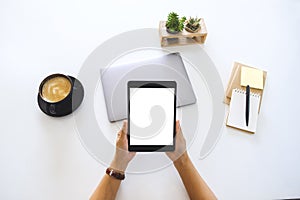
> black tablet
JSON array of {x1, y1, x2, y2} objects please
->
[{"x1": 128, "y1": 81, "x2": 176, "y2": 152}]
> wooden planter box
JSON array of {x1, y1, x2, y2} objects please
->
[{"x1": 159, "y1": 19, "x2": 208, "y2": 47}]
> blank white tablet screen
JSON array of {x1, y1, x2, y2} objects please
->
[{"x1": 130, "y1": 88, "x2": 174, "y2": 145}]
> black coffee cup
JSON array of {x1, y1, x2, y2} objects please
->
[{"x1": 38, "y1": 73, "x2": 84, "y2": 117}]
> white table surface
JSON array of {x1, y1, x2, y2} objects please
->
[{"x1": 1, "y1": 0, "x2": 300, "y2": 199}]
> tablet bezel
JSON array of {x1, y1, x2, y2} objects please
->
[{"x1": 127, "y1": 81, "x2": 177, "y2": 152}]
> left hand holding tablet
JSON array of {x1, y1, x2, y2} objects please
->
[{"x1": 110, "y1": 121, "x2": 136, "y2": 172}]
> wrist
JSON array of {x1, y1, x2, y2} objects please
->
[
  {"x1": 173, "y1": 151, "x2": 189, "y2": 169},
  {"x1": 110, "y1": 158, "x2": 128, "y2": 173}
]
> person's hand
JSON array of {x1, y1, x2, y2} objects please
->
[
  {"x1": 110, "y1": 120, "x2": 136, "y2": 172},
  {"x1": 166, "y1": 120, "x2": 188, "y2": 163}
]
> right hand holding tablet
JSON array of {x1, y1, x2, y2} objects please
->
[{"x1": 166, "y1": 120, "x2": 187, "y2": 162}]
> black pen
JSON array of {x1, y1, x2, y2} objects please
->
[{"x1": 245, "y1": 85, "x2": 250, "y2": 126}]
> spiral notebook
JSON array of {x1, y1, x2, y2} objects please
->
[{"x1": 226, "y1": 88, "x2": 261, "y2": 133}]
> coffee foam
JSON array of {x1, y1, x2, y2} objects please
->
[{"x1": 42, "y1": 76, "x2": 71, "y2": 102}]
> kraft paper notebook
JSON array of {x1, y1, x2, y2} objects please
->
[
  {"x1": 224, "y1": 62, "x2": 267, "y2": 112},
  {"x1": 226, "y1": 88, "x2": 261, "y2": 133}
]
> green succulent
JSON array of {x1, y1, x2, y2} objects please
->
[{"x1": 166, "y1": 12, "x2": 186, "y2": 33}]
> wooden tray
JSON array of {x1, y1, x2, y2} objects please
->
[{"x1": 159, "y1": 19, "x2": 208, "y2": 47}]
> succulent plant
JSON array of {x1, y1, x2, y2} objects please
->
[
  {"x1": 166, "y1": 12, "x2": 186, "y2": 33},
  {"x1": 185, "y1": 17, "x2": 201, "y2": 33}
]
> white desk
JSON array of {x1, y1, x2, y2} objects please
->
[{"x1": 1, "y1": 0, "x2": 299, "y2": 199}]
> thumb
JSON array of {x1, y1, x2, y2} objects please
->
[
  {"x1": 121, "y1": 120, "x2": 128, "y2": 137},
  {"x1": 176, "y1": 120, "x2": 183, "y2": 137},
  {"x1": 176, "y1": 120, "x2": 180, "y2": 134}
]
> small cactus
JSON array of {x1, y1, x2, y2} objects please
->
[{"x1": 185, "y1": 17, "x2": 201, "y2": 33}]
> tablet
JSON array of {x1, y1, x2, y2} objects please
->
[{"x1": 128, "y1": 81, "x2": 176, "y2": 152}]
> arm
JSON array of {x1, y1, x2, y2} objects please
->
[
  {"x1": 90, "y1": 121, "x2": 135, "y2": 200},
  {"x1": 174, "y1": 152, "x2": 216, "y2": 200},
  {"x1": 166, "y1": 121, "x2": 217, "y2": 200},
  {"x1": 89, "y1": 173, "x2": 121, "y2": 200}
]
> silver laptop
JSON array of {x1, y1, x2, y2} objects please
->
[{"x1": 100, "y1": 52, "x2": 197, "y2": 122}]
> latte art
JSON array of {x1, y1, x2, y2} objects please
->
[{"x1": 42, "y1": 76, "x2": 72, "y2": 102}]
